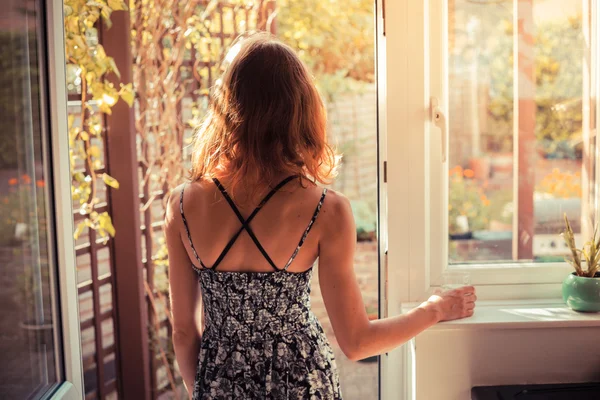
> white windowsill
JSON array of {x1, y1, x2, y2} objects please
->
[{"x1": 402, "y1": 300, "x2": 600, "y2": 330}]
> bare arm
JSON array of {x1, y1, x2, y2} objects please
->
[
  {"x1": 318, "y1": 191, "x2": 476, "y2": 361},
  {"x1": 165, "y1": 188, "x2": 201, "y2": 396}
]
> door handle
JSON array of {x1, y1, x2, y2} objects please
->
[{"x1": 430, "y1": 96, "x2": 447, "y2": 163}]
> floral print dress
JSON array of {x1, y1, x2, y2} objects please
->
[{"x1": 180, "y1": 176, "x2": 342, "y2": 400}]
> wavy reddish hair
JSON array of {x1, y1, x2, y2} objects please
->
[{"x1": 190, "y1": 32, "x2": 338, "y2": 202}]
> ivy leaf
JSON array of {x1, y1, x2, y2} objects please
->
[
  {"x1": 87, "y1": 145, "x2": 101, "y2": 158},
  {"x1": 98, "y1": 4, "x2": 113, "y2": 23},
  {"x1": 102, "y1": 173, "x2": 120, "y2": 189},
  {"x1": 108, "y1": 57, "x2": 121, "y2": 78},
  {"x1": 89, "y1": 115, "x2": 103, "y2": 136},
  {"x1": 98, "y1": 212, "x2": 116, "y2": 237},
  {"x1": 74, "y1": 172, "x2": 86, "y2": 183},
  {"x1": 107, "y1": 0, "x2": 128, "y2": 11},
  {"x1": 119, "y1": 83, "x2": 135, "y2": 107},
  {"x1": 79, "y1": 131, "x2": 89, "y2": 141}
]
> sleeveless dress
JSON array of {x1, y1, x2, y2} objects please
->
[{"x1": 179, "y1": 176, "x2": 343, "y2": 400}]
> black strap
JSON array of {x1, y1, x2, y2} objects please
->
[
  {"x1": 282, "y1": 189, "x2": 327, "y2": 271},
  {"x1": 212, "y1": 176, "x2": 296, "y2": 271},
  {"x1": 180, "y1": 183, "x2": 208, "y2": 272},
  {"x1": 181, "y1": 177, "x2": 326, "y2": 273}
]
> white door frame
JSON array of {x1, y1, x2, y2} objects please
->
[{"x1": 47, "y1": 0, "x2": 83, "y2": 398}]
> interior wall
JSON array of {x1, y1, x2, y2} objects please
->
[{"x1": 414, "y1": 327, "x2": 600, "y2": 400}]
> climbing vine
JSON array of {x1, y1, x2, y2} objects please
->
[{"x1": 64, "y1": 0, "x2": 134, "y2": 241}]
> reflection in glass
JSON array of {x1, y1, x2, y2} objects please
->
[
  {"x1": 0, "y1": 0, "x2": 61, "y2": 398},
  {"x1": 448, "y1": 0, "x2": 595, "y2": 264}
]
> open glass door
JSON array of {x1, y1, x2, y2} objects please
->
[
  {"x1": 0, "y1": 0, "x2": 82, "y2": 398},
  {"x1": 275, "y1": 1, "x2": 382, "y2": 398}
]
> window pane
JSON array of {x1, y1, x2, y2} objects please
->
[
  {"x1": 447, "y1": 0, "x2": 595, "y2": 264},
  {"x1": 0, "y1": 0, "x2": 62, "y2": 398}
]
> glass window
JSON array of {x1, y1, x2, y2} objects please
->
[
  {"x1": 447, "y1": 0, "x2": 596, "y2": 265},
  {"x1": 0, "y1": 0, "x2": 63, "y2": 398}
]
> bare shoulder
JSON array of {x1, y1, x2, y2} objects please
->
[
  {"x1": 165, "y1": 180, "x2": 213, "y2": 229},
  {"x1": 317, "y1": 189, "x2": 356, "y2": 269},
  {"x1": 164, "y1": 183, "x2": 186, "y2": 231},
  {"x1": 320, "y1": 188, "x2": 355, "y2": 234},
  {"x1": 321, "y1": 188, "x2": 353, "y2": 217}
]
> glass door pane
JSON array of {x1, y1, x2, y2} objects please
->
[
  {"x1": 446, "y1": 0, "x2": 596, "y2": 265},
  {"x1": 0, "y1": 0, "x2": 63, "y2": 398},
  {"x1": 277, "y1": 1, "x2": 380, "y2": 398}
]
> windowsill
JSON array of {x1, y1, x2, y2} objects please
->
[{"x1": 402, "y1": 300, "x2": 600, "y2": 330}]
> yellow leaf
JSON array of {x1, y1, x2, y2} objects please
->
[
  {"x1": 98, "y1": 212, "x2": 116, "y2": 237},
  {"x1": 74, "y1": 172, "x2": 86, "y2": 182},
  {"x1": 89, "y1": 121, "x2": 102, "y2": 136},
  {"x1": 87, "y1": 145, "x2": 101, "y2": 158},
  {"x1": 102, "y1": 173, "x2": 120, "y2": 189},
  {"x1": 98, "y1": 102, "x2": 112, "y2": 114},
  {"x1": 100, "y1": 7, "x2": 112, "y2": 24},
  {"x1": 102, "y1": 92, "x2": 118, "y2": 106},
  {"x1": 73, "y1": 35, "x2": 87, "y2": 51},
  {"x1": 107, "y1": 0, "x2": 127, "y2": 11},
  {"x1": 119, "y1": 83, "x2": 134, "y2": 107},
  {"x1": 80, "y1": 131, "x2": 89, "y2": 141},
  {"x1": 108, "y1": 57, "x2": 121, "y2": 78}
]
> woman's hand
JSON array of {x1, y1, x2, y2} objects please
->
[{"x1": 423, "y1": 286, "x2": 477, "y2": 322}]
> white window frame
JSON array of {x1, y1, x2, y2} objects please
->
[
  {"x1": 383, "y1": 0, "x2": 600, "y2": 303},
  {"x1": 47, "y1": 0, "x2": 84, "y2": 398}
]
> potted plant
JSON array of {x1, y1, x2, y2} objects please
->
[
  {"x1": 561, "y1": 214, "x2": 600, "y2": 312},
  {"x1": 448, "y1": 166, "x2": 490, "y2": 239}
]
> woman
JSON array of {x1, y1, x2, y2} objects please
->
[{"x1": 165, "y1": 32, "x2": 476, "y2": 400}]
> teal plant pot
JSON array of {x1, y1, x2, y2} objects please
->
[{"x1": 562, "y1": 273, "x2": 600, "y2": 312}]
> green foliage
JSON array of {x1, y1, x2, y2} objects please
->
[
  {"x1": 276, "y1": 0, "x2": 374, "y2": 99},
  {"x1": 350, "y1": 200, "x2": 376, "y2": 240},
  {"x1": 64, "y1": 0, "x2": 132, "y2": 242},
  {"x1": 448, "y1": 166, "x2": 490, "y2": 234},
  {"x1": 454, "y1": 7, "x2": 585, "y2": 156},
  {"x1": 535, "y1": 19, "x2": 584, "y2": 157}
]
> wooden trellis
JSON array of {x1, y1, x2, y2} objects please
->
[
  {"x1": 130, "y1": 2, "x2": 274, "y2": 397},
  {"x1": 64, "y1": 2, "x2": 276, "y2": 399}
]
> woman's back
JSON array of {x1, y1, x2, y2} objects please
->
[
  {"x1": 174, "y1": 176, "x2": 342, "y2": 399},
  {"x1": 178, "y1": 175, "x2": 326, "y2": 274}
]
